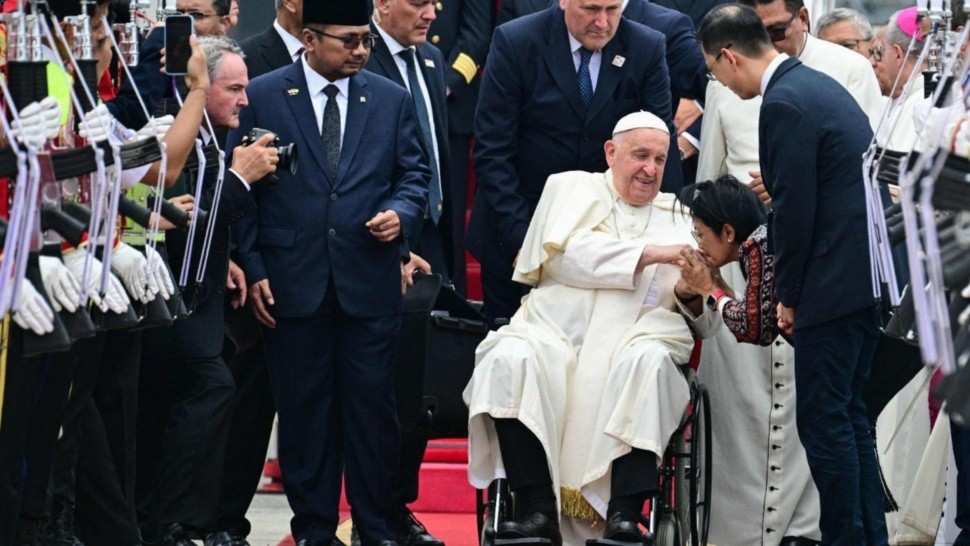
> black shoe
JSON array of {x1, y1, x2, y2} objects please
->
[
  {"x1": 16, "y1": 517, "x2": 53, "y2": 546},
  {"x1": 496, "y1": 512, "x2": 562, "y2": 546},
  {"x1": 205, "y1": 531, "x2": 236, "y2": 546},
  {"x1": 159, "y1": 523, "x2": 196, "y2": 546},
  {"x1": 602, "y1": 511, "x2": 647, "y2": 543},
  {"x1": 402, "y1": 509, "x2": 444, "y2": 546},
  {"x1": 50, "y1": 500, "x2": 85, "y2": 546}
]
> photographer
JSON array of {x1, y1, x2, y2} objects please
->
[{"x1": 137, "y1": 35, "x2": 279, "y2": 546}]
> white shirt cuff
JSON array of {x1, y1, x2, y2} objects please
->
[{"x1": 229, "y1": 168, "x2": 251, "y2": 191}]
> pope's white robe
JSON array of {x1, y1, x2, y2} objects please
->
[
  {"x1": 878, "y1": 76, "x2": 926, "y2": 153},
  {"x1": 463, "y1": 170, "x2": 694, "y2": 537}
]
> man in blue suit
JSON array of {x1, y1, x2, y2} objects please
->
[
  {"x1": 469, "y1": 0, "x2": 674, "y2": 325},
  {"x1": 363, "y1": 1, "x2": 451, "y2": 544},
  {"x1": 699, "y1": 5, "x2": 888, "y2": 545},
  {"x1": 226, "y1": 0, "x2": 430, "y2": 544}
]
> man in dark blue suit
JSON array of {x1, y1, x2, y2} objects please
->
[
  {"x1": 469, "y1": 0, "x2": 674, "y2": 325},
  {"x1": 699, "y1": 5, "x2": 888, "y2": 545},
  {"x1": 363, "y1": 1, "x2": 450, "y2": 544},
  {"x1": 496, "y1": 0, "x2": 709, "y2": 156},
  {"x1": 227, "y1": 0, "x2": 430, "y2": 544}
]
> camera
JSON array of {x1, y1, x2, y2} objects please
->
[{"x1": 243, "y1": 128, "x2": 298, "y2": 178}]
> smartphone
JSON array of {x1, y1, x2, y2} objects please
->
[{"x1": 164, "y1": 15, "x2": 194, "y2": 75}]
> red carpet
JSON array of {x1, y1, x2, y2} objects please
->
[{"x1": 276, "y1": 440, "x2": 479, "y2": 546}]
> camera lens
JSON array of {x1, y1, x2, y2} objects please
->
[{"x1": 277, "y1": 143, "x2": 298, "y2": 175}]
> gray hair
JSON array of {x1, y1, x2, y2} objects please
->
[
  {"x1": 198, "y1": 35, "x2": 246, "y2": 81},
  {"x1": 815, "y1": 8, "x2": 873, "y2": 40},
  {"x1": 884, "y1": 12, "x2": 925, "y2": 61}
]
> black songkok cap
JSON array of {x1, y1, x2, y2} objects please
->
[{"x1": 302, "y1": 0, "x2": 370, "y2": 26}]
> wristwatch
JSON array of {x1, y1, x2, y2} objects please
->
[{"x1": 706, "y1": 289, "x2": 727, "y2": 311}]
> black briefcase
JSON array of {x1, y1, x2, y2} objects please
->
[{"x1": 397, "y1": 272, "x2": 488, "y2": 439}]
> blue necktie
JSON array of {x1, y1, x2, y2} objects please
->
[
  {"x1": 322, "y1": 84, "x2": 340, "y2": 180},
  {"x1": 578, "y1": 47, "x2": 594, "y2": 111},
  {"x1": 400, "y1": 48, "x2": 442, "y2": 224}
]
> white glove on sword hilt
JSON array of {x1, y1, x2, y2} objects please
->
[
  {"x1": 12, "y1": 281, "x2": 56, "y2": 335},
  {"x1": 61, "y1": 248, "x2": 131, "y2": 314},
  {"x1": 112, "y1": 242, "x2": 160, "y2": 304},
  {"x1": 39, "y1": 255, "x2": 81, "y2": 313},
  {"x1": 10, "y1": 97, "x2": 61, "y2": 149}
]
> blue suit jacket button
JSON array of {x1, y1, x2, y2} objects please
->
[
  {"x1": 330, "y1": 193, "x2": 337, "y2": 201},
  {"x1": 328, "y1": 228, "x2": 336, "y2": 236}
]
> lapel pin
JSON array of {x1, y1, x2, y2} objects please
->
[
  {"x1": 360, "y1": 96, "x2": 367, "y2": 103},
  {"x1": 424, "y1": 59, "x2": 435, "y2": 68},
  {"x1": 287, "y1": 88, "x2": 299, "y2": 96},
  {"x1": 612, "y1": 55, "x2": 625, "y2": 67}
]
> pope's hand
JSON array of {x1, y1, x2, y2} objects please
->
[{"x1": 38, "y1": 256, "x2": 81, "y2": 313}]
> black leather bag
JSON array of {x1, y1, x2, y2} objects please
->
[{"x1": 397, "y1": 273, "x2": 488, "y2": 438}]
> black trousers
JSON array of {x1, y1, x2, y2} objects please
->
[
  {"x1": 262, "y1": 287, "x2": 401, "y2": 545},
  {"x1": 137, "y1": 354, "x2": 235, "y2": 538},
  {"x1": 215, "y1": 335, "x2": 276, "y2": 537},
  {"x1": 393, "y1": 427, "x2": 428, "y2": 508},
  {"x1": 75, "y1": 330, "x2": 143, "y2": 546},
  {"x1": 0, "y1": 323, "x2": 30, "y2": 546},
  {"x1": 447, "y1": 134, "x2": 470, "y2": 296},
  {"x1": 20, "y1": 350, "x2": 77, "y2": 518}
]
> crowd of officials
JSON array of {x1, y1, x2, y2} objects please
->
[{"x1": 0, "y1": 0, "x2": 962, "y2": 545}]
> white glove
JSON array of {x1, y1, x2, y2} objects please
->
[
  {"x1": 77, "y1": 104, "x2": 118, "y2": 143},
  {"x1": 145, "y1": 246, "x2": 176, "y2": 301},
  {"x1": 38, "y1": 256, "x2": 81, "y2": 313},
  {"x1": 135, "y1": 115, "x2": 175, "y2": 141},
  {"x1": 111, "y1": 242, "x2": 160, "y2": 304},
  {"x1": 12, "y1": 281, "x2": 55, "y2": 335},
  {"x1": 61, "y1": 249, "x2": 132, "y2": 314},
  {"x1": 10, "y1": 97, "x2": 61, "y2": 149}
]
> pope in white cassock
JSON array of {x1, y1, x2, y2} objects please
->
[{"x1": 463, "y1": 111, "x2": 695, "y2": 546}]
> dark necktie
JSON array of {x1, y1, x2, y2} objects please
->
[
  {"x1": 294, "y1": 47, "x2": 305, "y2": 62},
  {"x1": 399, "y1": 48, "x2": 442, "y2": 224},
  {"x1": 322, "y1": 84, "x2": 340, "y2": 180},
  {"x1": 578, "y1": 47, "x2": 594, "y2": 111}
]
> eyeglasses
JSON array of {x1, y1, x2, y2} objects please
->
[
  {"x1": 706, "y1": 44, "x2": 731, "y2": 82},
  {"x1": 175, "y1": 9, "x2": 223, "y2": 20},
  {"x1": 765, "y1": 10, "x2": 799, "y2": 42},
  {"x1": 869, "y1": 42, "x2": 885, "y2": 63},
  {"x1": 306, "y1": 28, "x2": 376, "y2": 50},
  {"x1": 691, "y1": 228, "x2": 703, "y2": 244}
]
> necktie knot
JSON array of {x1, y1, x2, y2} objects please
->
[
  {"x1": 295, "y1": 47, "x2": 305, "y2": 60},
  {"x1": 399, "y1": 47, "x2": 415, "y2": 63},
  {"x1": 579, "y1": 47, "x2": 593, "y2": 66},
  {"x1": 324, "y1": 84, "x2": 339, "y2": 99}
]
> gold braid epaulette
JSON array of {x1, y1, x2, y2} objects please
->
[{"x1": 559, "y1": 486, "x2": 604, "y2": 524}]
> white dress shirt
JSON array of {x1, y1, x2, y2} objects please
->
[
  {"x1": 760, "y1": 53, "x2": 790, "y2": 97},
  {"x1": 373, "y1": 22, "x2": 441, "y2": 177},
  {"x1": 302, "y1": 57, "x2": 349, "y2": 145},
  {"x1": 273, "y1": 19, "x2": 305, "y2": 62},
  {"x1": 568, "y1": 32, "x2": 601, "y2": 92}
]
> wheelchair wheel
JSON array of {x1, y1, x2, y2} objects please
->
[
  {"x1": 687, "y1": 384, "x2": 712, "y2": 546},
  {"x1": 655, "y1": 512, "x2": 681, "y2": 546},
  {"x1": 478, "y1": 479, "x2": 513, "y2": 546}
]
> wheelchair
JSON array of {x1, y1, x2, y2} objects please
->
[{"x1": 476, "y1": 366, "x2": 712, "y2": 546}]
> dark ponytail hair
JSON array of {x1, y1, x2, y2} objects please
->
[{"x1": 678, "y1": 174, "x2": 768, "y2": 241}]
